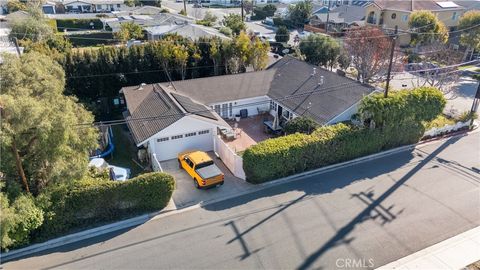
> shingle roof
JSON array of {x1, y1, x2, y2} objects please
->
[
  {"x1": 370, "y1": 0, "x2": 466, "y2": 11},
  {"x1": 159, "y1": 70, "x2": 276, "y2": 104},
  {"x1": 121, "y1": 84, "x2": 225, "y2": 144},
  {"x1": 267, "y1": 56, "x2": 375, "y2": 124}
]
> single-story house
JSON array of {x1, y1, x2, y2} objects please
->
[
  {"x1": 121, "y1": 56, "x2": 378, "y2": 161},
  {"x1": 42, "y1": 1, "x2": 57, "y2": 14},
  {"x1": 64, "y1": 0, "x2": 126, "y2": 13},
  {"x1": 310, "y1": 5, "x2": 366, "y2": 30},
  {"x1": 102, "y1": 13, "x2": 193, "y2": 32},
  {"x1": 145, "y1": 23, "x2": 230, "y2": 41}
]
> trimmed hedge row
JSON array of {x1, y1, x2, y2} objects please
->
[
  {"x1": 56, "y1": 19, "x2": 103, "y2": 32},
  {"x1": 243, "y1": 123, "x2": 423, "y2": 183},
  {"x1": 34, "y1": 172, "x2": 175, "y2": 240},
  {"x1": 243, "y1": 87, "x2": 445, "y2": 183},
  {"x1": 65, "y1": 32, "x2": 116, "y2": 47}
]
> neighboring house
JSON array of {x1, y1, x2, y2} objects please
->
[
  {"x1": 64, "y1": 0, "x2": 126, "y2": 13},
  {"x1": 42, "y1": 1, "x2": 57, "y2": 14},
  {"x1": 310, "y1": 5, "x2": 366, "y2": 31},
  {"x1": 145, "y1": 23, "x2": 230, "y2": 40},
  {"x1": 365, "y1": 0, "x2": 466, "y2": 46},
  {"x1": 102, "y1": 13, "x2": 193, "y2": 32},
  {"x1": 121, "y1": 56, "x2": 377, "y2": 162}
]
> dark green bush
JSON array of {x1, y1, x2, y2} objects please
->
[
  {"x1": 243, "y1": 87, "x2": 446, "y2": 183},
  {"x1": 56, "y1": 19, "x2": 103, "y2": 32},
  {"x1": 65, "y1": 32, "x2": 116, "y2": 47},
  {"x1": 284, "y1": 116, "x2": 318, "y2": 134},
  {"x1": 34, "y1": 172, "x2": 175, "y2": 240}
]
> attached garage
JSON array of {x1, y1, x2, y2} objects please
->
[
  {"x1": 121, "y1": 83, "x2": 230, "y2": 162},
  {"x1": 153, "y1": 129, "x2": 213, "y2": 161}
]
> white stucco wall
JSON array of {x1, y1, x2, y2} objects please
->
[{"x1": 143, "y1": 116, "x2": 229, "y2": 161}]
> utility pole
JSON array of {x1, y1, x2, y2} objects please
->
[
  {"x1": 469, "y1": 81, "x2": 480, "y2": 127},
  {"x1": 325, "y1": 0, "x2": 331, "y2": 32},
  {"x1": 384, "y1": 25, "x2": 398, "y2": 98},
  {"x1": 183, "y1": 0, "x2": 187, "y2": 15},
  {"x1": 241, "y1": 0, "x2": 244, "y2": 21}
]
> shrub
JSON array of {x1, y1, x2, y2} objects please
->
[
  {"x1": 34, "y1": 172, "x2": 175, "y2": 240},
  {"x1": 243, "y1": 87, "x2": 446, "y2": 183},
  {"x1": 219, "y1": 27, "x2": 233, "y2": 37},
  {"x1": 456, "y1": 111, "x2": 478, "y2": 122},
  {"x1": 65, "y1": 32, "x2": 116, "y2": 47},
  {"x1": 56, "y1": 19, "x2": 103, "y2": 32},
  {"x1": 275, "y1": 25, "x2": 289, "y2": 43},
  {"x1": 1, "y1": 193, "x2": 44, "y2": 250},
  {"x1": 284, "y1": 116, "x2": 318, "y2": 134}
]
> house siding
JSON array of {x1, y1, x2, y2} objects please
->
[{"x1": 209, "y1": 96, "x2": 270, "y2": 119}]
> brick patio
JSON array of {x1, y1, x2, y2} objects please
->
[{"x1": 223, "y1": 114, "x2": 274, "y2": 153}]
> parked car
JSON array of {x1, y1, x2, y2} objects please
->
[
  {"x1": 88, "y1": 158, "x2": 131, "y2": 181},
  {"x1": 178, "y1": 151, "x2": 224, "y2": 189}
]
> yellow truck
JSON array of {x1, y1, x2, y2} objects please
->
[{"x1": 178, "y1": 151, "x2": 224, "y2": 189}]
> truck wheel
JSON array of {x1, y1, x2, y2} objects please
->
[{"x1": 193, "y1": 178, "x2": 200, "y2": 189}]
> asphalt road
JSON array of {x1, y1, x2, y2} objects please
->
[{"x1": 4, "y1": 132, "x2": 480, "y2": 270}]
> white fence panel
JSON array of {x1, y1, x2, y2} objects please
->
[
  {"x1": 151, "y1": 153, "x2": 163, "y2": 172},
  {"x1": 423, "y1": 121, "x2": 470, "y2": 138},
  {"x1": 213, "y1": 135, "x2": 246, "y2": 180}
]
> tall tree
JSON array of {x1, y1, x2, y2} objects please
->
[
  {"x1": 275, "y1": 25, "x2": 289, "y2": 43},
  {"x1": 114, "y1": 22, "x2": 144, "y2": 42},
  {"x1": 0, "y1": 53, "x2": 98, "y2": 194},
  {"x1": 288, "y1": 0, "x2": 313, "y2": 27},
  {"x1": 9, "y1": 6, "x2": 54, "y2": 42},
  {"x1": 299, "y1": 33, "x2": 340, "y2": 69},
  {"x1": 344, "y1": 26, "x2": 391, "y2": 83},
  {"x1": 408, "y1": 10, "x2": 449, "y2": 46},
  {"x1": 209, "y1": 38, "x2": 222, "y2": 76},
  {"x1": 250, "y1": 36, "x2": 270, "y2": 71},
  {"x1": 222, "y1": 14, "x2": 246, "y2": 35},
  {"x1": 458, "y1": 10, "x2": 480, "y2": 58}
]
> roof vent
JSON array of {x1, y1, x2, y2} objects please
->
[
  {"x1": 138, "y1": 83, "x2": 146, "y2": 90},
  {"x1": 311, "y1": 67, "x2": 316, "y2": 76}
]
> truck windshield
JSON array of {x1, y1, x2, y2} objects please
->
[{"x1": 195, "y1": 160, "x2": 214, "y2": 169}]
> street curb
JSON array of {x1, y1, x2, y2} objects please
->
[{"x1": 1, "y1": 128, "x2": 476, "y2": 262}]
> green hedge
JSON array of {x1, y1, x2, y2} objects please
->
[
  {"x1": 65, "y1": 32, "x2": 116, "y2": 47},
  {"x1": 56, "y1": 19, "x2": 103, "y2": 32},
  {"x1": 34, "y1": 172, "x2": 175, "y2": 240},
  {"x1": 243, "y1": 87, "x2": 445, "y2": 183}
]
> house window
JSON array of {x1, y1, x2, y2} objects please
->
[
  {"x1": 229, "y1": 103, "x2": 233, "y2": 117},
  {"x1": 270, "y1": 100, "x2": 274, "y2": 110},
  {"x1": 171, "y1": 135, "x2": 183, "y2": 140},
  {"x1": 367, "y1": 11, "x2": 377, "y2": 24},
  {"x1": 214, "y1": 104, "x2": 221, "y2": 115},
  {"x1": 157, "y1": 137, "x2": 169, "y2": 142},
  {"x1": 198, "y1": 130, "x2": 210, "y2": 135},
  {"x1": 117, "y1": 4, "x2": 121, "y2": 8},
  {"x1": 96, "y1": 4, "x2": 102, "y2": 9},
  {"x1": 402, "y1": 14, "x2": 408, "y2": 22},
  {"x1": 185, "y1": 132, "x2": 197, "y2": 137},
  {"x1": 452, "y1": 12, "x2": 457, "y2": 20},
  {"x1": 221, "y1": 103, "x2": 228, "y2": 117},
  {"x1": 283, "y1": 110, "x2": 290, "y2": 119},
  {"x1": 391, "y1": 13, "x2": 396, "y2": 19}
]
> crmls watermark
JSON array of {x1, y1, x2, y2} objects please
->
[{"x1": 336, "y1": 258, "x2": 375, "y2": 269}]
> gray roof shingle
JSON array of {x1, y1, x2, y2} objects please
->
[{"x1": 122, "y1": 83, "x2": 225, "y2": 144}]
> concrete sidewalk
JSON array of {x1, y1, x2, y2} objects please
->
[{"x1": 378, "y1": 226, "x2": 480, "y2": 269}]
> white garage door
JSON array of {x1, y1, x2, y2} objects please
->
[{"x1": 154, "y1": 129, "x2": 213, "y2": 161}]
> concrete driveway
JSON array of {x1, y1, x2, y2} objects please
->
[{"x1": 161, "y1": 152, "x2": 254, "y2": 209}]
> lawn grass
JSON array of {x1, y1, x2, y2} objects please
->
[{"x1": 107, "y1": 125, "x2": 145, "y2": 177}]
